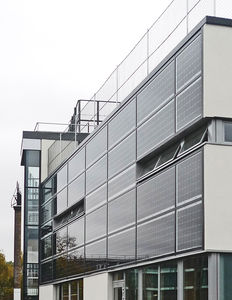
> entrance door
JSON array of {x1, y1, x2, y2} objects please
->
[{"x1": 113, "y1": 280, "x2": 125, "y2": 300}]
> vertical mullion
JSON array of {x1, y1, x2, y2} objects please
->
[
  {"x1": 158, "y1": 265, "x2": 161, "y2": 300},
  {"x1": 178, "y1": 260, "x2": 184, "y2": 300}
]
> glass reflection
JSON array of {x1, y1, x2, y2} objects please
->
[
  {"x1": 143, "y1": 266, "x2": 158, "y2": 300},
  {"x1": 125, "y1": 269, "x2": 138, "y2": 300},
  {"x1": 68, "y1": 218, "x2": 84, "y2": 249},
  {"x1": 160, "y1": 262, "x2": 177, "y2": 300},
  {"x1": 184, "y1": 255, "x2": 208, "y2": 300},
  {"x1": 55, "y1": 227, "x2": 67, "y2": 254}
]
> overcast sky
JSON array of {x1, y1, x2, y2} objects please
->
[{"x1": 0, "y1": 0, "x2": 171, "y2": 261}]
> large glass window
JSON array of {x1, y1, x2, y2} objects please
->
[
  {"x1": 220, "y1": 254, "x2": 232, "y2": 300},
  {"x1": 109, "y1": 99, "x2": 136, "y2": 148},
  {"x1": 57, "y1": 165, "x2": 68, "y2": 192},
  {"x1": 125, "y1": 269, "x2": 138, "y2": 300},
  {"x1": 137, "y1": 213, "x2": 175, "y2": 259},
  {"x1": 41, "y1": 235, "x2": 52, "y2": 260},
  {"x1": 86, "y1": 155, "x2": 107, "y2": 193},
  {"x1": 108, "y1": 165, "x2": 136, "y2": 201},
  {"x1": 86, "y1": 183, "x2": 107, "y2": 213},
  {"x1": 176, "y1": 35, "x2": 202, "y2": 92},
  {"x1": 55, "y1": 227, "x2": 67, "y2": 254},
  {"x1": 108, "y1": 189, "x2": 136, "y2": 233},
  {"x1": 108, "y1": 227, "x2": 136, "y2": 264},
  {"x1": 184, "y1": 255, "x2": 208, "y2": 300},
  {"x1": 137, "y1": 100, "x2": 175, "y2": 159},
  {"x1": 68, "y1": 173, "x2": 85, "y2": 207},
  {"x1": 137, "y1": 61, "x2": 174, "y2": 124},
  {"x1": 68, "y1": 148, "x2": 85, "y2": 182},
  {"x1": 137, "y1": 167, "x2": 175, "y2": 221},
  {"x1": 67, "y1": 218, "x2": 84, "y2": 249},
  {"x1": 143, "y1": 266, "x2": 158, "y2": 300},
  {"x1": 177, "y1": 151, "x2": 202, "y2": 205},
  {"x1": 86, "y1": 126, "x2": 107, "y2": 167},
  {"x1": 176, "y1": 77, "x2": 202, "y2": 131},
  {"x1": 56, "y1": 188, "x2": 67, "y2": 215},
  {"x1": 160, "y1": 262, "x2": 177, "y2": 300},
  {"x1": 86, "y1": 205, "x2": 107, "y2": 242},
  {"x1": 177, "y1": 201, "x2": 203, "y2": 251},
  {"x1": 108, "y1": 132, "x2": 136, "y2": 178}
]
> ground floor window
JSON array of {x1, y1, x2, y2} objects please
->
[
  {"x1": 56, "y1": 279, "x2": 83, "y2": 300},
  {"x1": 112, "y1": 254, "x2": 208, "y2": 300}
]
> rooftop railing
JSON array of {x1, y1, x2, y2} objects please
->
[{"x1": 79, "y1": 0, "x2": 232, "y2": 132}]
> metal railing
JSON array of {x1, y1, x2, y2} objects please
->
[
  {"x1": 35, "y1": 0, "x2": 232, "y2": 175},
  {"x1": 79, "y1": 0, "x2": 232, "y2": 132}
]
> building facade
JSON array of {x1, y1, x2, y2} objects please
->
[{"x1": 21, "y1": 16, "x2": 232, "y2": 300}]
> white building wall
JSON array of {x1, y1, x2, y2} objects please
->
[
  {"x1": 84, "y1": 272, "x2": 113, "y2": 300},
  {"x1": 39, "y1": 284, "x2": 56, "y2": 300},
  {"x1": 13, "y1": 288, "x2": 21, "y2": 300},
  {"x1": 204, "y1": 144, "x2": 232, "y2": 251},
  {"x1": 41, "y1": 139, "x2": 55, "y2": 182},
  {"x1": 203, "y1": 24, "x2": 232, "y2": 119}
]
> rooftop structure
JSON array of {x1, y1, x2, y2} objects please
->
[{"x1": 19, "y1": 0, "x2": 232, "y2": 299}]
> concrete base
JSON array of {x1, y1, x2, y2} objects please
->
[
  {"x1": 14, "y1": 288, "x2": 21, "y2": 300},
  {"x1": 84, "y1": 272, "x2": 113, "y2": 300}
]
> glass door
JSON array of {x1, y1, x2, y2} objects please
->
[{"x1": 113, "y1": 280, "x2": 126, "y2": 300}]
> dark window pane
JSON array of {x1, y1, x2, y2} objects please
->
[
  {"x1": 224, "y1": 122, "x2": 232, "y2": 142},
  {"x1": 176, "y1": 35, "x2": 202, "y2": 91},
  {"x1": 177, "y1": 152, "x2": 202, "y2": 205},
  {"x1": 108, "y1": 228, "x2": 135, "y2": 264},
  {"x1": 156, "y1": 144, "x2": 179, "y2": 167},
  {"x1": 86, "y1": 155, "x2": 107, "y2": 193},
  {"x1": 108, "y1": 189, "x2": 136, "y2": 233},
  {"x1": 57, "y1": 165, "x2": 68, "y2": 192},
  {"x1": 86, "y1": 205, "x2": 107, "y2": 242},
  {"x1": 108, "y1": 165, "x2": 136, "y2": 201},
  {"x1": 137, "y1": 100, "x2": 175, "y2": 159},
  {"x1": 68, "y1": 173, "x2": 85, "y2": 207},
  {"x1": 27, "y1": 167, "x2": 39, "y2": 187},
  {"x1": 41, "y1": 261, "x2": 52, "y2": 283},
  {"x1": 67, "y1": 248, "x2": 85, "y2": 276},
  {"x1": 86, "y1": 183, "x2": 107, "y2": 213},
  {"x1": 85, "y1": 239, "x2": 107, "y2": 272},
  {"x1": 109, "y1": 99, "x2": 136, "y2": 148},
  {"x1": 54, "y1": 255, "x2": 68, "y2": 279},
  {"x1": 25, "y1": 150, "x2": 40, "y2": 167},
  {"x1": 26, "y1": 188, "x2": 39, "y2": 225},
  {"x1": 176, "y1": 78, "x2": 202, "y2": 131},
  {"x1": 143, "y1": 265, "x2": 158, "y2": 300},
  {"x1": 68, "y1": 148, "x2": 85, "y2": 182},
  {"x1": 68, "y1": 218, "x2": 84, "y2": 249},
  {"x1": 41, "y1": 200, "x2": 54, "y2": 224},
  {"x1": 137, "y1": 167, "x2": 175, "y2": 221},
  {"x1": 184, "y1": 255, "x2": 208, "y2": 300},
  {"x1": 160, "y1": 262, "x2": 177, "y2": 300},
  {"x1": 108, "y1": 132, "x2": 136, "y2": 178},
  {"x1": 137, "y1": 61, "x2": 174, "y2": 123},
  {"x1": 55, "y1": 227, "x2": 67, "y2": 254},
  {"x1": 42, "y1": 178, "x2": 56, "y2": 203},
  {"x1": 86, "y1": 126, "x2": 107, "y2": 167},
  {"x1": 41, "y1": 221, "x2": 52, "y2": 237},
  {"x1": 57, "y1": 188, "x2": 67, "y2": 214},
  {"x1": 177, "y1": 201, "x2": 203, "y2": 251},
  {"x1": 137, "y1": 213, "x2": 175, "y2": 259},
  {"x1": 179, "y1": 127, "x2": 207, "y2": 155},
  {"x1": 41, "y1": 235, "x2": 52, "y2": 259},
  {"x1": 125, "y1": 269, "x2": 138, "y2": 300}
]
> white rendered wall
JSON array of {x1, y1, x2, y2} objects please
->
[
  {"x1": 39, "y1": 284, "x2": 56, "y2": 300},
  {"x1": 41, "y1": 139, "x2": 54, "y2": 182},
  {"x1": 84, "y1": 272, "x2": 113, "y2": 300},
  {"x1": 204, "y1": 144, "x2": 232, "y2": 251},
  {"x1": 203, "y1": 24, "x2": 232, "y2": 118},
  {"x1": 13, "y1": 288, "x2": 21, "y2": 300}
]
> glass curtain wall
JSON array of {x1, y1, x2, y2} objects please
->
[
  {"x1": 23, "y1": 150, "x2": 40, "y2": 300},
  {"x1": 56, "y1": 280, "x2": 83, "y2": 300},
  {"x1": 112, "y1": 255, "x2": 208, "y2": 300}
]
